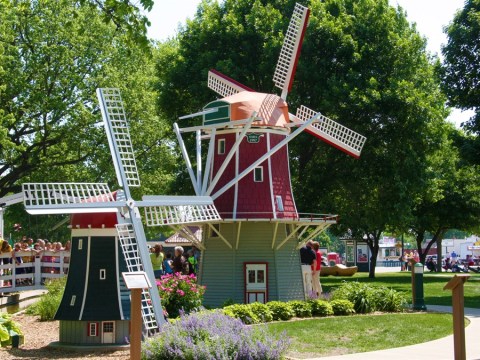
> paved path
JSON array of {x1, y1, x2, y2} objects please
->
[{"x1": 301, "y1": 306, "x2": 480, "y2": 360}]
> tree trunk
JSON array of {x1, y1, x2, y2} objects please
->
[
  {"x1": 366, "y1": 230, "x2": 382, "y2": 278},
  {"x1": 436, "y1": 237, "x2": 443, "y2": 272}
]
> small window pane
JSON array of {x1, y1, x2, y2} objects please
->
[
  {"x1": 218, "y1": 139, "x2": 226, "y2": 154},
  {"x1": 254, "y1": 167, "x2": 263, "y2": 182},
  {"x1": 257, "y1": 270, "x2": 265, "y2": 283},
  {"x1": 70, "y1": 295, "x2": 76, "y2": 306},
  {"x1": 100, "y1": 269, "x2": 106, "y2": 280},
  {"x1": 78, "y1": 239, "x2": 83, "y2": 250},
  {"x1": 248, "y1": 270, "x2": 256, "y2": 283}
]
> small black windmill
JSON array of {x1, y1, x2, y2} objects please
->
[{"x1": 22, "y1": 88, "x2": 220, "y2": 345}]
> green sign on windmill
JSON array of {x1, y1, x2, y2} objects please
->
[
  {"x1": 203, "y1": 100, "x2": 230, "y2": 126},
  {"x1": 246, "y1": 133, "x2": 262, "y2": 143}
]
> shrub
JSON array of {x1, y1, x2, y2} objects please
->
[
  {"x1": 141, "y1": 311, "x2": 290, "y2": 360},
  {"x1": 375, "y1": 287, "x2": 408, "y2": 312},
  {"x1": 288, "y1": 300, "x2": 312, "y2": 318},
  {"x1": 309, "y1": 299, "x2": 334, "y2": 317},
  {"x1": 26, "y1": 277, "x2": 66, "y2": 320},
  {"x1": 249, "y1": 302, "x2": 273, "y2": 323},
  {"x1": 331, "y1": 281, "x2": 407, "y2": 314},
  {"x1": 331, "y1": 281, "x2": 377, "y2": 313},
  {"x1": 0, "y1": 313, "x2": 23, "y2": 347},
  {"x1": 266, "y1": 301, "x2": 294, "y2": 321},
  {"x1": 223, "y1": 304, "x2": 259, "y2": 324},
  {"x1": 330, "y1": 299, "x2": 355, "y2": 315},
  {"x1": 157, "y1": 273, "x2": 205, "y2": 318}
]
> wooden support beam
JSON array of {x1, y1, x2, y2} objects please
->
[
  {"x1": 271, "y1": 222, "x2": 279, "y2": 249},
  {"x1": 235, "y1": 222, "x2": 242, "y2": 250},
  {"x1": 276, "y1": 225, "x2": 304, "y2": 251},
  {"x1": 207, "y1": 223, "x2": 232, "y2": 249}
]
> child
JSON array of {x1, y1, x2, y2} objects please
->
[{"x1": 187, "y1": 250, "x2": 197, "y2": 275}]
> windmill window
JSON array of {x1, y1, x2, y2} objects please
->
[
  {"x1": 254, "y1": 166, "x2": 263, "y2": 182},
  {"x1": 218, "y1": 139, "x2": 226, "y2": 154},
  {"x1": 276, "y1": 196, "x2": 284, "y2": 212},
  {"x1": 100, "y1": 269, "x2": 106, "y2": 280},
  {"x1": 88, "y1": 322, "x2": 98, "y2": 337},
  {"x1": 78, "y1": 239, "x2": 83, "y2": 250},
  {"x1": 70, "y1": 295, "x2": 76, "y2": 306}
]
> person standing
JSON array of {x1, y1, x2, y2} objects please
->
[
  {"x1": 172, "y1": 246, "x2": 188, "y2": 275},
  {"x1": 299, "y1": 240, "x2": 316, "y2": 299},
  {"x1": 311, "y1": 241, "x2": 323, "y2": 296},
  {"x1": 150, "y1": 244, "x2": 164, "y2": 279}
]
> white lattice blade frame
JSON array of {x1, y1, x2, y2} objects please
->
[
  {"x1": 96, "y1": 88, "x2": 140, "y2": 188},
  {"x1": 141, "y1": 195, "x2": 216, "y2": 206},
  {"x1": 22, "y1": 182, "x2": 119, "y2": 214},
  {"x1": 294, "y1": 106, "x2": 366, "y2": 158},
  {"x1": 273, "y1": 3, "x2": 310, "y2": 99},
  {"x1": 23, "y1": 183, "x2": 120, "y2": 214},
  {"x1": 207, "y1": 69, "x2": 253, "y2": 98},
  {"x1": 144, "y1": 204, "x2": 221, "y2": 227}
]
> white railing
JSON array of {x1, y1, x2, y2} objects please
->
[{"x1": 0, "y1": 250, "x2": 70, "y2": 293}]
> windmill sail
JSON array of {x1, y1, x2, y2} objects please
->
[
  {"x1": 273, "y1": 3, "x2": 310, "y2": 100},
  {"x1": 294, "y1": 105, "x2": 366, "y2": 158},
  {"x1": 207, "y1": 69, "x2": 253, "y2": 98},
  {"x1": 23, "y1": 183, "x2": 118, "y2": 214},
  {"x1": 97, "y1": 88, "x2": 140, "y2": 188}
]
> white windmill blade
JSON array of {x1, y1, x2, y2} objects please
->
[
  {"x1": 294, "y1": 105, "x2": 366, "y2": 158},
  {"x1": 116, "y1": 223, "x2": 164, "y2": 331},
  {"x1": 208, "y1": 69, "x2": 254, "y2": 98},
  {"x1": 22, "y1": 182, "x2": 120, "y2": 214},
  {"x1": 143, "y1": 203, "x2": 221, "y2": 227},
  {"x1": 140, "y1": 195, "x2": 217, "y2": 206},
  {"x1": 96, "y1": 88, "x2": 140, "y2": 189},
  {"x1": 273, "y1": 3, "x2": 310, "y2": 100},
  {"x1": 0, "y1": 192, "x2": 23, "y2": 207}
]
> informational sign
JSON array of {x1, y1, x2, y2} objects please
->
[{"x1": 357, "y1": 244, "x2": 368, "y2": 263}]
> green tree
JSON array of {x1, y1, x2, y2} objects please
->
[
  {"x1": 408, "y1": 123, "x2": 480, "y2": 270},
  {"x1": 154, "y1": 0, "x2": 447, "y2": 278},
  {"x1": 441, "y1": 0, "x2": 480, "y2": 161},
  {"x1": 0, "y1": 0, "x2": 175, "y2": 239}
]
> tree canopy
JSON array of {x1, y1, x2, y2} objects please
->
[
  {"x1": 155, "y1": 0, "x2": 450, "y2": 276},
  {"x1": 441, "y1": 0, "x2": 480, "y2": 162},
  {"x1": 0, "y1": 0, "x2": 175, "y2": 240}
]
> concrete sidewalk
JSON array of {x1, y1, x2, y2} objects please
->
[{"x1": 302, "y1": 306, "x2": 480, "y2": 360}]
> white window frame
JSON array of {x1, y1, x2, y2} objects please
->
[
  {"x1": 275, "y1": 196, "x2": 284, "y2": 212},
  {"x1": 88, "y1": 322, "x2": 98, "y2": 337},
  {"x1": 70, "y1": 295, "x2": 76, "y2": 306},
  {"x1": 99, "y1": 269, "x2": 106, "y2": 280},
  {"x1": 78, "y1": 239, "x2": 83, "y2": 250},
  {"x1": 218, "y1": 139, "x2": 226, "y2": 155},
  {"x1": 254, "y1": 166, "x2": 263, "y2": 182}
]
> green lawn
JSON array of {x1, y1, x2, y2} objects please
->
[
  {"x1": 267, "y1": 313, "x2": 455, "y2": 358},
  {"x1": 264, "y1": 271, "x2": 478, "y2": 358},
  {"x1": 320, "y1": 271, "x2": 480, "y2": 309}
]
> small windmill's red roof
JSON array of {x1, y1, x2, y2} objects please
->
[
  {"x1": 223, "y1": 91, "x2": 290, "y2": 128},
  {"x1": 70, "y1": 191, "x2": 119, "y2": 229}
]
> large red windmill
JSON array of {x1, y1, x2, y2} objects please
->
[{"x1": 174, "y1": 3, "x2": 366, "y2": 306}]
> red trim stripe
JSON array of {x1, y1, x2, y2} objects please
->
[
  {"x1": 210, "y1": 69, "x2": 255, "y2": 92},
  {"x1": 287, "y1": 8, "x2": 310, "y2": 92}
]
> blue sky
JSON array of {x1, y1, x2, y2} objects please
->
[{"x1": 146, "y1": 0, "x2": 473, "y2": 126}]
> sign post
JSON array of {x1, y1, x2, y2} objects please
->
[
  {"x1": 444, "y1": 274, "x2": 470, "y2": 360},
  {"x1": 122, "y1": 271, "x2": 152, "y2": 360}
]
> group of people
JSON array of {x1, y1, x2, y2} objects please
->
[
  {"x1": 0, "y1": 236, "x2": 71, "y2": 287},
  {"x1": 300, "y1": 240, "x2": 323, "y2": 299},
  {"x1": 149, "y1": 244, "x2": 199, "y2": 279}
]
